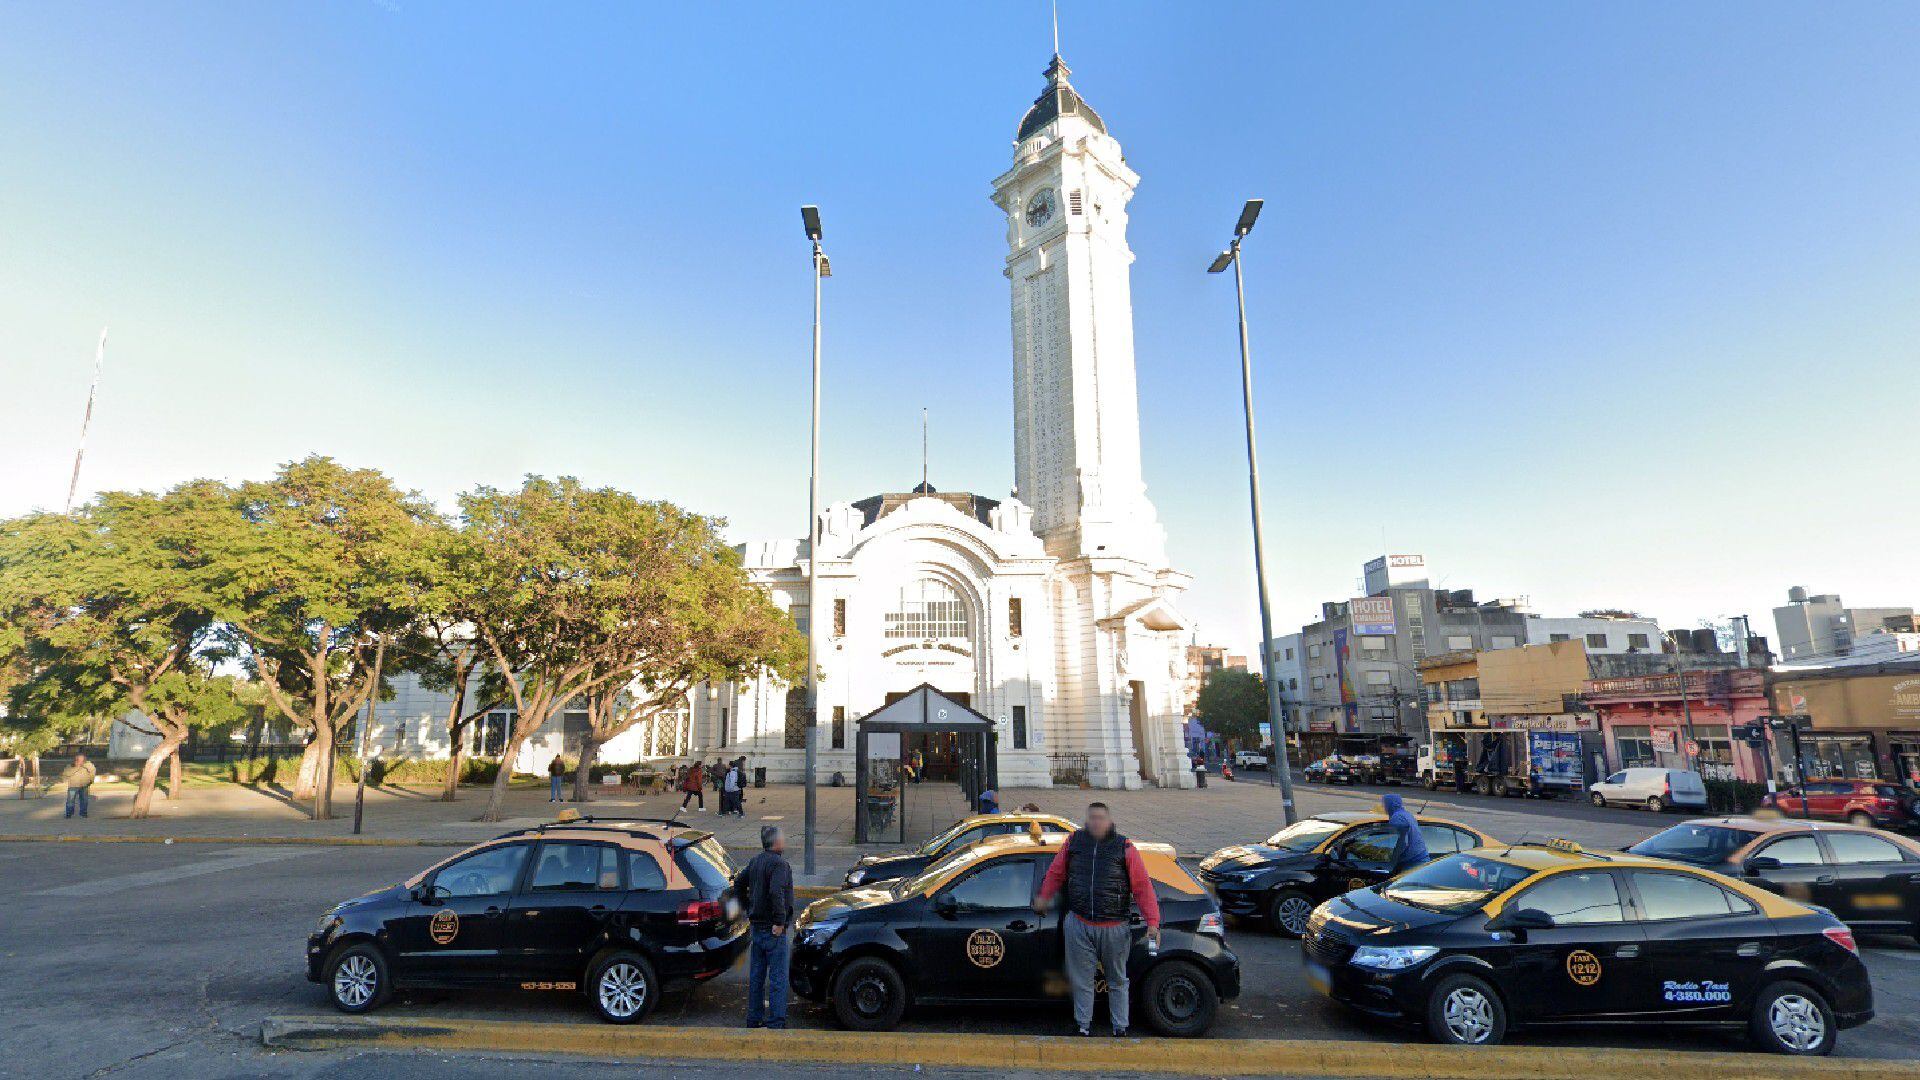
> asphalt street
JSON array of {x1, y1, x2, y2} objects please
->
[{"x1": 5, "y1": 794, "x2": 1920, "y2": 1080}]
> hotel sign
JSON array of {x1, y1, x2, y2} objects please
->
[{"x1": 1350, "y1": 597, "x2": 1396, "y2": 636}]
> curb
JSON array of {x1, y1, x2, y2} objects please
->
[
  {"x1": 258, "y1": 1014, "x2": 1915, "y2": 1078},
  {"x1": 0, "y1": 833, "x2": 461, "y2": 848}
]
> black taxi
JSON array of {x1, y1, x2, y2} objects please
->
[
  {"x1": 1198, "y1": 810, "x2": 1498, "y2": 937},
  {"x1": 307, "y1": 817, "x2": 747, "y2": 1023},
  {"x1": 1301, "y1": 840, "x2": 1875, "y2": 1054},
  {"x1": 843, "y1": 811, "x2": 1077, "y2": 888},
  {"x1": 793, "y1": 832, "x2": 1239, "y2": 1036}
]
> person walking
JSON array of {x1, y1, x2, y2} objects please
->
[
  {"x1": 1034, "y1": 802, "x2": 1160, "y2": 1037},
  {"x1": 548, "y1": 755, "x2": 567, "y2": 803},
  {"x1": 738, "y1": 825, "x2": 793, "y2": 1029},
  {"x1": 721, "y1": 758, "x2": 743, "y2": 816},
  {"x1": 1381, "y1": 793, "x2": 1431, "y2": 874},
  {"x1": 62, "y1": 753, "x2": 96, "y2": 820},
  {"x1": 679, "y1": 759, "x2": 706, "y2": 812}
]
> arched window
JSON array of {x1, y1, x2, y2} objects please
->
[{"x1": 885, "y1": 578, "x2": 970, "y2": 640}]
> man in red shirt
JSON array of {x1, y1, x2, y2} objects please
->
[{"x1": 1034, "y1": 802, "x2": 1160, "y2": 1036}]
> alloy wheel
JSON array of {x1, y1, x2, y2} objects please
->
[
  {"x1": 599, "y1": 962, "x2": 649, "y2": 1019},
  {"x1": 1769, "y1": 993, "x2": 1826, "y2": 1052},
  {"x1": 1442, "y1": 987, "x2": 1495, "y2": 1043},
  {"x1": 1275, "y1": 896, "x2": 1313, "y2": 936},
  {"x1": 333, "y1": 954, "x2": 377, "y2": 1009}
]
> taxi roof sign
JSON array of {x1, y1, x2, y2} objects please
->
[{"x1": 1545, "y1": 838, "x2": 1582, "y2": 854}]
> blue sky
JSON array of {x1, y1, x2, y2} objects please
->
[{"x1": 2, "y1": 2, "x2": 1916, "y2": 654}]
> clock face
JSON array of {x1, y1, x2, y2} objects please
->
[{"x1": 1025, "y1": 187, "x2": 1057, "y2": 228}]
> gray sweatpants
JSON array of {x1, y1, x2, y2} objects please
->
[{"x1": 1065, "y1": 912, "x2": 1132, "y2": 1032}]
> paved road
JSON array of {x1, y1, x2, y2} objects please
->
[{"x1": 5, "y1": 838, "x2": 1919, "y2": 1078}]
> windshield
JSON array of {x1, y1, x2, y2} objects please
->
[
  {"x1": 1626, "y1": 824, "x2": 1755, "y2": 866},
  {"x1": 1262, "y1": 819, "x2": 1345, "y2": 852},
  {"x1": 1380, "y1": 854, "x2": 1536, "y2": 913},
  {"x1": 918, "y1": 820, "x2": 975, "y2": 856},
  {"x1": 894, "y1": 842, "x2": 1000, "y2": 898}
]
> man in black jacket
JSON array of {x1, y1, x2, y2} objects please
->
[{"x1": 738, "y1": 825, "x2": 794, "y2": 1028}]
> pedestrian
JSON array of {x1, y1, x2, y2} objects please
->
[
  {"x1": 977, "y1": 786, "x2": 998, "y2": 814},
  {"x1": 722, "y1": 758, "x2": 742, "y2": 816},
  {"x1": 1034, "y1": 802, "x2": 1160, "y2": 1037},
  {"x1": 679, "y1": 759, "x2": 706, "y2": 812},
  {"x1": 910, "y1": 748, "x2": 925, "y2": 784},
  {"x1": 738, "y1": 824, "x2": 793, "y2": 1029},
  {"x1": 1381, "y1": 792, "x2": 1431, "y2": 874},
  {"x1": 548, "y1": 755, "x2": 567, "y2": 803},
  {"x1": 62, "y1": 752, "x2": 96, "y2": 820}
]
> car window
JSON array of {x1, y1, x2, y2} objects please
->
[
  {"x1": 675, "y1": 838, "x2": 738, "y2": 893},
  {"x1": 435, "y1": 843, "x2": 530, "y2": 898},
  {"x1": 1418, "y1": 825, "x2": 1463, "y2": 855},
  {"x1": 1627, "y1": 824, "x2": 1755, "y2": 866},
  {"x1": 1630, "y1": 871, "x2": 1750, "y2": 920},
  {"x1": 943, "y1": 858, "x2": 1035, "y2": 909},
  {"x1": 1758, "y1": 835, "x2": 1825, "y2": 866},
  {"x1": 1872, "y1": 784, "x2": 1906, "y2": 800},
  {"x1": 939, "y1": 827, "x2": 989, "y2": 853},
  {"x1": 1606, "y1": 772, "x2": 1626, "y2": 785},
  {"x1": 1826, "y1": 832, "x2": 1908, "y2": 865},
  {"x1": 1263, "y1": 818, "x2": 1345, "y2": 851},
  {"x1": 626, "y1": 850, "x2": 668, "y2": 891},
  {"x1": 529, "y1": 842, "x2": 619, "y2": 892},
  {"x1": 1338, "y1": 826, "x2": 1397, "y2": 863},
  {"x1": 1381, "y1": 854, "x2": 1534, "y2": 913},
  {"x1": 1512, "y1": 870, "x2": 1626, "y2": 925}
]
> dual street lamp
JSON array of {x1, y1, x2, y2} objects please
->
[
  {"x1": 1208, "y1": 198, "x2": 1299, "y2": 826},
  {"x1": 800, "y1": 205, "x2": 828, "y2": 878}
]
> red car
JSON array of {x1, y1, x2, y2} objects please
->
[{"x1": 1765, "y1": 779, "x2": 1920, "y2": 830}]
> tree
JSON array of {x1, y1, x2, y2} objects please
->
[
  {"x1": 0, "y1": 493, "x2": 243, "y2": 817},
  {"x1": 1195, "y1": 667, "x2": 1267, "y2": 750},
  {"x1": 461, "y1": 477, "x2": 805, "y2": 821},
  {"x1": 198, "y1": 457, "x2": 440, "y2": 819},
  {"x1": 397, "y1": 523, "x2": 502, "y2": 802}
]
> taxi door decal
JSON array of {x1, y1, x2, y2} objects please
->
[
  {"x1": 966, "y1": 929, "x2": 1006, "y2": 968},
  {"x1": 429, "y1": 909, "x2": 460, "y2": 945},
  {"x1": 1565, "y1": 949, "x2": 1602, "y2": 986}
]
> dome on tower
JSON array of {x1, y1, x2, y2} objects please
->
[{"x1": 1016, "y1": 55, "x2": 1107, "y2": 142}]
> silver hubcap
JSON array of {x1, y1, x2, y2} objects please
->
[
  {"x1": 1770, "y1": 993, "x2": 1825, "y2": 1051},
  {"x1": 333, "y1": 954, "x2": 377, "y2": 1008},
  {"x1": 1277, "y1": 897, "x2": 1312, "y2": 934},
  {"x1": 1442, "y1": 987, "x2": 1495, "y2": 1043},
  {"x1": 599, "y1": 963, "x2": 648, "y2": 1018}
]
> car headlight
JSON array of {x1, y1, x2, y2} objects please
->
[
  {"x1": 845, "y1": 868, "x2": 867, "y2": 886},
  {"x1": 800, "y1": 918, "x2": 846, "y2": 946},
  {"x1": 315, "y1": 910, "x2": 340, "y2": 935},
  {"x1": 1349, "y1": 945, "x2": 1438, "y2": 971}
]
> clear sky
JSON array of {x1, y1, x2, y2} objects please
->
[{"x1": 2, "y1": 2, "x2": 1917, "y2": 656}]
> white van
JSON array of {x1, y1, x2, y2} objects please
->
[{"x1": 1587, "y1": 767, "x2": 1709, "y2": 812}]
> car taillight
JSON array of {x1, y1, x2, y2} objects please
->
[
  {"x1": 1198, "y1": 912, "x2": 1224, "y2": 937},
  {"x1": 1823, "y1": 926, "x2": 1859, "y2": 955},
  {"x1": 677, "y1": 899, "x2": 722, "y2": 925}
]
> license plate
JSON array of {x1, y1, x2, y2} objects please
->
[{"x1": 1305, "y1": 959, "x2": 1330, "y2": 996}]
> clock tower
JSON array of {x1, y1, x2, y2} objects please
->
[{"x1": 992, "y1": 55, "x2": 1167, "y2": 566}]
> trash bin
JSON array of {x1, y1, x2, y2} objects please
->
[
  {"x1": 753, "y1": 766, "x2": 766, "y2": 789},
  {"x1": 1194, "y1": 767, "x2": 1208, "y2": 789}
]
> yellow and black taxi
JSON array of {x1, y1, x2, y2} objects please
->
[
  {"x1": 842, "y1": 810, "x2": 1077, "y2": 888},
  {"x1": 1300, "y1": 840, "x2": 1875, "y2": 1054},
  {"x1": 307, "y1": 817, "x2": 748, "y2": 1024},
  {"x1": 1198, "y1": 811, "x2": 1498, "y2": 937},
  {"x1": 793, "y1": 832, "x2": 1239, "y2": 1036},
  {"x1": 1626, "y1": 816, "x2": 1920, "y2": 938}
]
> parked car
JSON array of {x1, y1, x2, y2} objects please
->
[
  {"x1": 1303, "y1": 757, "x2": 1355, "y2": 785},
  {"x1": 1234, "y1": 749, "x2": 1269, "y2": 770},
  {"x1": 1763, "y1": 780, "x2": 1920, "y2": 830},
  {"x1": 1626, "y1": 817, "x2": 1920, "y2": 939},
  {"x1": 842, "y1": 811, "x2": 1076, "y2": 888},
  {"x1": 1588, "y1": 767, "x2": 1708, "y2": 812}
]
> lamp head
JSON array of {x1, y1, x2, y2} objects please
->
[
  {"x1": 801, "y1": 205, "x2": 823, "y2": 242},
  {"x1": 1235, "y1": 198, "x2": 1264, "y2": 237},
  {"x1": 1207, "y1": 251, "x2": 1234, "y2": 275}
]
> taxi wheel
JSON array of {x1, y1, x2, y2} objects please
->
[
  {"x1": 588, "y1": 950, "x2": 658, "y2": 1024},
  {"x1": 1425, "y1": 973, "x2": 1507, "y2": 1046},
  {"x1": 1141, "y1": 960, "x2": 1218, "y2": 1037},
  {"x1": 1751, "y1": 981, "x2": 1836, "y2": 1055},
  {"x1": 832, "y1": 956, "x2": 908, "y2": 1031},
  {"x1": 1268, "y1": 889, "x2": 1315, "y2": 938},
  {"x1": 325, "y1": 943, "x2": 390, "y2": 1014}
]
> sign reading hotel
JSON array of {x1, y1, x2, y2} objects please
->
[{"x1": 1350, "y1": 597, "x2": 1396, "y2": 636}]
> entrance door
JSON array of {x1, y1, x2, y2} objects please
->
[{"x1": 1129, "y1": 681, "x2": 1156, "y2": 783}]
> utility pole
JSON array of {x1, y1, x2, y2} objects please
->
[
  {"x1": 352, "y1": 638, "x2": 385, "y2": 836},
  {"x1": 800, "y1": 205, "x2": 829, "y2": 878},
  {"x1": 1673, "y1": 639, "x2": 1700, "y2": 774}
]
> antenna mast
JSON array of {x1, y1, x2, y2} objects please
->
[
  {"x1": 921, "y1": 407, "x2": 929, "y2": 490},
  {"x1": 65, "y1": 326, "x2": 108, "y2": 515}
]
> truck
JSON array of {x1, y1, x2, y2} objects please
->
[{"x1": 1419, "y1": 729, "x2": 1584, "y2": 799}]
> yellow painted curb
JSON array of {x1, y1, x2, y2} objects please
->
[
  {"x1": 0, "y1": 833, "x2": 459, "y2": 848},
  {"x1": 259, "y1": 1015, "x2": 1915, "y2": 1079}
]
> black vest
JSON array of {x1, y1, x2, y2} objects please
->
[{"x1": 1063, "y1": 828, "x2": 1132, "y2": 922}]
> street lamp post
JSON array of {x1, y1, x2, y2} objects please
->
[
  {"x1": 1209, "y1": 198, "x2": 1298, "y2": 826},
  {"x1": 801, "y1": 205, "x2": 829, "y2": 877}
]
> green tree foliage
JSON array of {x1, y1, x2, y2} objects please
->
[
  {"x1": 397, "y1": 521, "x2": 503, "y2": 802},
  {"x1": 0, "y1": 491, "x2": 245, "y2": 816},
  {"x1": 1194, "y1": 667, "x2": 1268, "y2": 749},
  {"x1": 197, "y1": 457, "x2": 441, "y2": 819},
  {"x1": 461, "y1": 477, "x2": 805, "y2": 820}
]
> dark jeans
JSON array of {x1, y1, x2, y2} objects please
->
[
  {"x1": 746, "y1": 926, "x2": 789, "y2": 1028},
  {"x1": 549, "y1": 775, "x2": 564, "y2": 802},
  {"x1": 680, "y1": 788, "x2": 704, "y2": 810},
  {"x1": 65, "y1": 787, "x2": 89, "y2": 818}
]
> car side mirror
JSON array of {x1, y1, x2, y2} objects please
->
[
  {"x1": 933, "y1": 893, "x2": 959, "y2": 918},
  {"x1": 1490, "y1": 907, "x2": 1554, "y2": 932},
  {"x1": 1743, "y1": 856, "x2": 1782, "y2": 875}
]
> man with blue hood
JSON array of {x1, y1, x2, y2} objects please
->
[{"x1": 1381, "y1": 793, "x2": 1430, "y2": 874}]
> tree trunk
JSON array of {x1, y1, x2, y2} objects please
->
[
  {"x1": 311, "y1": 718, "x2": 335, "y2": 820},
  {"x1": 439, "y1": 686, "x2": 470, "y2": 802},
  {"x1": 572, "y1": 735, "x2": 603, "y2": 803},
  {"x1": 166, "y1": 746, "x2": 183, "y2": 799},
  {"x1": 293, "y1": 737, "x2": 322, "y2": 798},
  {"x1": 479, "y1": 727, "x2": 529, "y2": 822},
  {"x1": 441, "y1": 741, "x2": 465, "y2": 802},
  {"x1": 130, "y1": 737, "x2": 184, "y2": 819}
]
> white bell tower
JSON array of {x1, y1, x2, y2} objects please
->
[{"x1": 992, "y1": 55, "x2": 1167, "y2": 566}]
